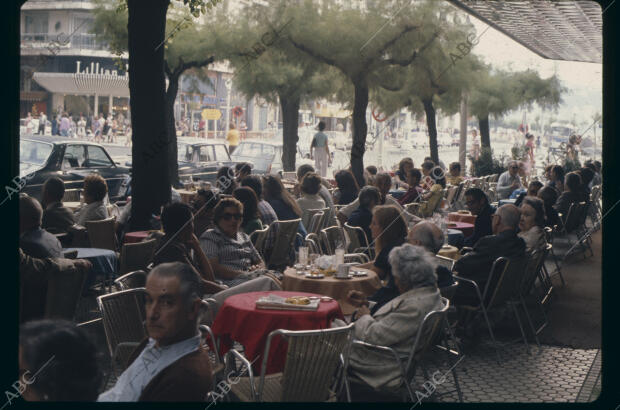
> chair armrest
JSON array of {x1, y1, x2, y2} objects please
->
[
  {"x1": 199, "y1": 324, "x2": 221, "y2": 365},
  {"x1": 460, "y1": 247, "x2": 474, "y2": 255},
  {"x1": 351, "y1": 340, "x2": 408, "y2": 384},
  {"x1": 344, "y1": 253, "x2": 370, "y2": 263},
  {"x1": 227, "y1": 349, "x2": 257, "y2": 401},
  {"x1": 451, "y1": 274, "x2": 484, "y2": 306}
]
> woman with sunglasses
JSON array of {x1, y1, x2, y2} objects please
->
[{"x1": 199, "y1": 197, "x2": 267, "y2": 287}]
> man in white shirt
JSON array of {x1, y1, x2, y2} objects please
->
[
  {"x1": 98, "y1": 262, "x2": 212, "y2": 402},
  {"x1": 496, "y1": 161, "x2": 523, "y2": 200}
]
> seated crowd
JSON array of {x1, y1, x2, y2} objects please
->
[{"x1": 18, "y1": 154, "x2": 601, "y2": 402}]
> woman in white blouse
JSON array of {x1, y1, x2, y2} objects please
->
[{"x1": 518, "y1": 197, "x2": 547, "y2": 253}]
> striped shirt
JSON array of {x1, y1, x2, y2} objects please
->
[{"x1": 199, "y1": 227, "x2": 263, "y2": 286}]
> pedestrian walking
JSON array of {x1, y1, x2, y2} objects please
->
[{"x1": 311, "y1": 121, "x2": 331, "y2": 177}]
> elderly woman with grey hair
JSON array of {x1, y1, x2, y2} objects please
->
[{"x1": 337, "y1": 244, "x2": 444, "y2": 397}]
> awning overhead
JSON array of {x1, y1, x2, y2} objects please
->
[
  {"x1": 446, "y1": 0, "x2": 602, "y2": 63},
  {"x1": 33, "y1": 72, "x2": 130, "y2": 97}
]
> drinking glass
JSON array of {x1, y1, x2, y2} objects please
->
[
  {"x1": 308, "y1": 253, "x2": 319, "y2": 270},
  {"x1": 335, "y1": 247, "x2": 345, "y2": 266},
  {"x1": 298, "y1": 246, "x2": 308, "y2": 266}
]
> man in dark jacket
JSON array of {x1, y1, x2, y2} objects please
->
[
  {"x1": 462, "y1": 188, "x2": 495, "y2": 248},
  {"x1": 41, "y1": 177, "x2": 75, "y2": 233},
  {"x1": 98, "y1": 262, "x2": 213, "y2": 402},
  {"x1": 452, "y1": 204, "x2": 526, "y2": 306},
  {"x1": 20, "y1": 194, "x2": 62, "y2": 258}
]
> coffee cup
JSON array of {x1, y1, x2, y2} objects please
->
[{"x1": 336, "y1": 264, "x2": 350, "y2": 279}]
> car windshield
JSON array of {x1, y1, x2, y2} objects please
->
[
  {"x1": 178, "y1": 143, "x2": 192, "y2": 162},
  {"x1": 20, "y1": 140, "x2": 52, "y2": 166},
  {"x1": 235, "y1": 143, "x2": 275, "y2": 158}
]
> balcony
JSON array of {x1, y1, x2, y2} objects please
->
[{"x1": 21, "y1": 33, "x2": 107, "y2": 51}]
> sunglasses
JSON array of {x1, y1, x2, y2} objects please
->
[{"x1": 221, "y1": 212, "x2": 243, "y2": 221}]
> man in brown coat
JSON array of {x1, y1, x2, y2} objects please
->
[{"x1": 98, "y1": 262, "x2": 213, "y2": 401}]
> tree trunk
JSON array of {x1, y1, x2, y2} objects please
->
[
  {"x1": 166, "y1": 70, "x2": 181, "y2": 187},
  {"x1": 351, "y1": 81, "x2": 368, "y2": 187},
  {"x1": 127, "y1": 0, "x2": 171, "y2": 230},
  {"x1": 423, "y1": 98, "x2": 439, "y2": 165},
  {"x1": 280, "y1": 93, "x2": 300, "y2": 172},
  {"x1": 479, "y1": 115, "x2": 491, "y2": 149}
]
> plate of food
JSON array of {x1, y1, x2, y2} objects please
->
[
  {"x1": 447, "y1": 222, "x2": 457, "y2": 228},
  {"x1": 256, "y1": 294, "x2": 320, "y2": 311},
  {"x1": 305, "y1": 273, "x2": 325, "y2": 279}
]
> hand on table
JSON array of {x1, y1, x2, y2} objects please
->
[
  {"x1": 347, "y1": 290, "x2": 368, "y2": 308},
  {"x1": 72, "y1": 259, "x2": 92, "y2": 273}
]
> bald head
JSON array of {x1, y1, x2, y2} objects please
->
[
  {"x1": 494, "y1": 204, "x2": 520, "y2": 233},
  {"x1": 19, "y1": 194, "x2": 43, "y2": 233},
  {"x1": 408, "y1": 221, "x2": 444, "y2": 254}
]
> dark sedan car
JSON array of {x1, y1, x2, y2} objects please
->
[
  {"x1": 21, "y1": 137, "x2": 131, "y2": 201},
  {"x1": 177, "y1": 138, "x2": 235, "y2": 182}
]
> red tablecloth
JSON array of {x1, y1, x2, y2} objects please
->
[
  {"x1": 211, "y1": 291, "x2": 343, "y2": 374},
  {"x1": 124, "y1": 231, "x2": 150, "y2": 244},
  {"x1": 447, "y1": 212, "x2": 477, "y2": 224},
  {"x1": 447, "y1": 221, "x2": 475, "y2": 237}
]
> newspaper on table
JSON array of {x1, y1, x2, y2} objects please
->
[{"x1": 256, "y1": 294, "x2": 320, "y2": 311}]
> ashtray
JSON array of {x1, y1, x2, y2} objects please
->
[{"x1": 305, "y1": 273, "x2": 324, "y2": 279}]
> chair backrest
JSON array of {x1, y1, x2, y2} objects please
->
[
  {"x1": 435, "y1": 254, "x2": 455, "y2": 271},
  {"x1": 317, "y1": 207, "x2": 331, "y2": 231},
  {"x1": 114, "y1": 270, "x2": 147, "y2": 291},
  {"x1": 440, "y1": 281, "x2": 459, "y2": 300},
  {"x1": 86, "y1": 217, "x2": 117, "y2": 251},
  {"x1": 45, "y1": 267, "x2": 86, "y2": 321},
  {"x1": 258, "y1": 323, "x2": 355, "y2": 402},
  {"x1": 282, "y1": 172, "x2": 297, "y2": 181},
  {"x1": 119, "y1": 239, "x2": 157, "y2": 274},
  {"x1": 62, "y1": 189, "x2": 82, "y2": 203},
  {"x1": 97, "y1": 288, "x2": 147, "y2": 358},
  {"x1": 304, "y1": 235, "x2": 322, "y2": 255},
  {"x1": 343, "y1": 223, "x2": 370, "y2": 254},
  {"x1": 563, "y1": 201, "x2": 586, "y2": 233},
  {"x1": 307, "y1": 210, "x2": 324, "y2": 234},
  {"x1": 519, "y1": 245, "x2": 549, "y2": 296},
  {"x1": 320, "y1": 226, "x2": 347, "y2": 255},
  {"x1": 267, "y1": 219, "x2": 301, "y2": 267},
  {"x1": 405, "y1": 202, "x2": 421, "y2": 216},
  {"x1": 484, "y1": 256, "x2": 527, "y2": 309},
  {"x1": 445, "y1": 186, "x2": 458, "y2": 206},
  {"x1": 250, "y1": 225, "x2": 270, "y2": 257},
  {"x1": 404, "y1": 297, "x2": 450, "y2": 378}
]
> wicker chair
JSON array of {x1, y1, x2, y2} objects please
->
[
  {"x1": 320, "y1": 226, "x2": 347, "y2": 255},
  {"x1": 346, "y1": 298, "x2": 462, "y2": 403},
  {"x1": 228, "y1": 323, "x2": 355, "y2": 402},
  {"x1": 343, "y1": 223, "x2": 375, "y2": 259},
  {"x1": 62, "y1": 188, "x2": 82, "y2": 202},
  {"x1": 44, "y1": 266, "x2": 87, "y2": 321},
  {"x1": 266, "y1": 219, "x2": 301, "y2": 269},
  {"x1": 118, "y1": 239, "x2": 157, "y2": 274},
  {"x1": 306, "y1": 210, "x2": 325, "y2": 235},
  {"x1": 250, "y1": 226, "x2": 270, "y2": 259},
  {"x1": 114, "y1": 270, "x2": 147, "y2": 291},
  {"x1": 97, "y1": 288, "x2": 147, "y2": 376},
  {"x1": 86, "y1": 217, "x2": 118, "y2": 251}
]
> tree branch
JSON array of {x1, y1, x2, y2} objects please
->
[
  {"x1": 374, "y1": 24, "x2": 420, "y2": 56},
  {"x1": 180, "y1": 55, "x2": 215, "y2": 72},
  {"x1": 382, "y1": 30, "x2": 440, "y2": 66},
  {"x1": 287, "y1": 37, "x2": 343, "y2": 71}
]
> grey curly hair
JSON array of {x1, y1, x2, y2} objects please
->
[{"x1": 388, "y1": 244, "x2": 437, "y2": 291}]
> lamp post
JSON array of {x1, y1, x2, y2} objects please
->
[{"x1": 225, "y1": 78, "x2": 232, "y2": 137}]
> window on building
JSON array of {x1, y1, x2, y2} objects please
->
[{"x1": 24, "y1": 12, "x2": 49, "y2": 38}]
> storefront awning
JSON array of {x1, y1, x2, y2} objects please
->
[
  {"x1": 33, "y1": 72, "x2": 130, "y2": 97},
  {"x1": 446, "y1": 0, "x2": 602, "y2": 63}
]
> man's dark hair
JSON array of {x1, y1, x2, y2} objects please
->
[
  {"x1": 235, "y1": 162, "x2": 252, "y2": 175},
  {"x1": 593, "y1": 160, "x2": 602, "y2": 172},
  {"x1": 464, "y1": 187, "x2": 488, "y2": 203},
  {"x1": 240, "y1": 175, "x2": 263, "y2": 199},
  {"x1": 537, "y1": 186, "x2": 558, "y2": 208},
  {"x1": 578, "y1": 167, "x2": 594, "y2": 186},
  {"x1": 20, "y1": 194, "x2": 43, "y2": 228},
  {"x1": 196, "y1": 189, "x2": 219, "y2": 210},
  {"x1": 148, "y1": 262, "x2": 202, "y2": 308},
  {"x1": 233, "y1": 186, "x2": 259, "y2": 223},
  {"x1": 421, "y1": 161, "x2": 435, "y2": 171},
  {"x1": 365, "y1": 165, "x2": 378, "y2": 175},
  {"x1": 449, "y1": 162, "x2": 461, "y2": 172},
  {"x1": 161, "y1": 202, "x2": 193, "y2": 235},
  {"x1": 43, "y1": 177, "x2": 65, "y2": 202},
  {"x1": 300, "y1": 172, "x2": 322, "y2": 196},
  {"x1": 83, "y1": 174, "x2": 108, "y2": 201},
  {"x1": 564, "y1": 172, "x2": 582, "y2": 192},
  {"x1": 296, "y1": 164, "x2": 315, "y2": 181},
  {"x1": 19, "y1": 320, "x2": 103, "y2": 401},
  {"x1": 551, "y1": 165, "x2": 565, "y2": 182},
  {"x1": 318, "y1": 121, "x2": 326, "y2": 131},
  {"x1": 358, "y1": 186, "x2": 381, "y2": 209},
  {"x1": 408, "y1": 168, "x2": 422, "y2": 182}
]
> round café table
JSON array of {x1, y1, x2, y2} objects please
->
[
  {"x1": 447, "y1": 221, "x2": 474, "y2": 238},
  {"x1": 62, "y1": 247, "x2": 118, "y2": 290},
  {"x1": 282, "y1": 267, "x2": 382, "y2": 315},
  {"x1": 211, "y1": 291, "x2": 343, "y2": 374},
  {"x1": 447, "y1": 212, "x2": 477, "y2": 224},
  {"x1": 447, "y1": 228, "x2": 464, "y2": 248},
  {"x1": 124, "y1": 230, "x2": 155, "y2": 244}
]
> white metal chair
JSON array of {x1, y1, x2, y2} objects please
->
[{"x1": 343, "y1": 223, "x2": 375, "y2": 259}]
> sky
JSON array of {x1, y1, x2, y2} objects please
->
[{"x1": 468, "y1": 15, "x2": 602, "y2": 131}]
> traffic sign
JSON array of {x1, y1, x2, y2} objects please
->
[{"x1": 201, "y1": 109, "x2": 222, "y2": 120}]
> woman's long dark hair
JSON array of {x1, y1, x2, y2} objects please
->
[
  {"x1": 262, "y1": 175, "x2": 302, "y2": 217},
  {"x1": 233, "y1": 186, "x2": 259, "y2": 227},
  {"x1": 335, "y1": 170, "x2": 360, "y2": 205}
]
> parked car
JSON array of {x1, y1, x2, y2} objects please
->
[
  {"x1": 230, "y1": 140, "x2": 313, "y2": 175},
  {"x1": 20, "y1": 137, "x2": 131, "y2": 201},
  {"x1": 177, "y1": 138, "x2": 236, "y2": 181}
]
